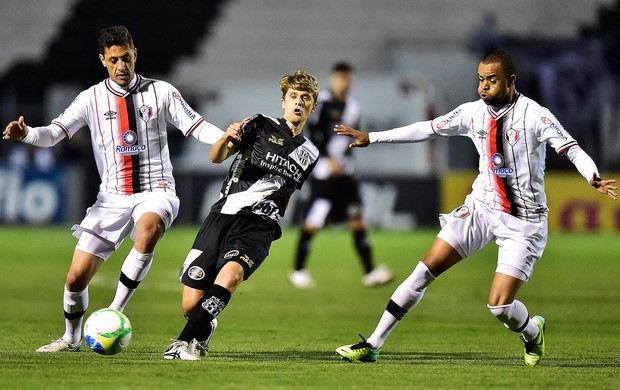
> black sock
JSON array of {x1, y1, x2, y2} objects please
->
[
  {"x1": 353, "y1": 229, "x2": 373, "y2": 274},
  {"x1": 294, "y1": 230, "x2": 314, "y2": 270},
  {"x1": 177, "y1": 284, "x2": 231, "y2": 342}
]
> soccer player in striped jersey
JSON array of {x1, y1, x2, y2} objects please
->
[
  {"x1": 290, "y1": 62, "x2": 394, "y2": 289},
  {"x1": 164, "y1": 70, "x2": 319, "y2": 360},
  {"x1": 2, "y1": 25, "x2": 231, "y2": 353},
  {"x1": 334, "y1": 50, "x2": 617, "y2": 366}
]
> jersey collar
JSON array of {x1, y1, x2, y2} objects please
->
[
  {"x1": 105, "y1": 74, "x2": 142, "y2": 98},
  {"x1": 487, "y1": 91, "x2": 520, "y2": 120}
]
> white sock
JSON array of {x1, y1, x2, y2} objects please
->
[
  {"x1": 488, "y1": 300, "x2": 539, "y2": 341},
  {"x1": 367, "y1": 262, "x2": 436, "y2": 349},
  {"x1": 62, "y1": 285, "x2": 88, "y2": 343},
  {"x1": 109, "y1": 247, "x2": 153, "y2": 312}
]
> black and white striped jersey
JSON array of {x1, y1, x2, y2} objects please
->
[
  {"x1": 210, "y1": 114, "x2": 319, "y2": 224},
  {"x1": 307, "y1": 89, "x2": 361, "y2": 179}
]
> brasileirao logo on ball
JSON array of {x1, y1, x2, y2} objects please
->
[{"x1": 84, "y1": 308, "x2": 132, "y2": 355}]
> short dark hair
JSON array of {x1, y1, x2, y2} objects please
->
[
  {"x1": 331, "y1": 61, "x2": 354, "y2": 73},
  {"x1": 481, "y1": 50, "x2": 516, "y2": 78},
  {"x1": 98, "y1": 25, "x2": 134, "y2": 55}
]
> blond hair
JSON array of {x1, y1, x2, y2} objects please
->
[{"x1": 279, "y1": 70, "x2": 319, "y2": 103}]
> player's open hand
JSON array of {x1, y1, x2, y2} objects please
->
[
  {"x1": 590, "y1": 174, "x2": 617, "y2": 200},
  {"x1": 334, "y1": 125, "x2": 369, "y2": 148},
  {"x1": 3, "y1": 116, "x2": 27, "y2": 141}
]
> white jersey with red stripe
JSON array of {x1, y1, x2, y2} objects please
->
[
  {"x1": 430, "y1": 92, "x2": 577, "y2": 220},
  {"x1": 38, "y1": 74, "x2": 222, "y2": 195}
]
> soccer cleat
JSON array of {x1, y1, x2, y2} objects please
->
[
  {"x1": 164, "y1": 340, "x2": 200, "y2": 361},
  {"x1": 336, "y1": 334, "x2": 380, "y2": 363},
  {"x1": 289, "y1": 269, "x2": 315, "y2": 288},
  {"x1": 190, "y1": 318, "x2": 218, "y2": 357},
  {"x1": 362, "y1": 264, "x2": 394, "y2": 287},
  {"x1": 522, "y1": 315, "x2": 546, "y2": 366},
  {"x1": 36, "y1": 337, "x2": 81, "y2": 353}
]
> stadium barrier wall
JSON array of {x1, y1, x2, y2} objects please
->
[
  {"x1": 441, "y1": 170, "x2": 620, "y2": 232},
  {"x1": 0, "y1": 166, "x2": 67, "y2": 224},
  {"x1": 174, "y1": 172, "x2": 440, "y2": 229}
]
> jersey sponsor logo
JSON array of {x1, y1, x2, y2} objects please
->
[
  {"x1": 172, "y1": 91, "x2": 196, "y2": 121},
  {"x1": 453, "y1": 205, "x2": 470, "y2": 218},
  {"x1": 436, "y1": 108, "x2": 462, "y2": 129},
  {"x1": 492, "y1": 153, "x2": 504, "y2": 167},
  {"x1": 540, "y1": 116, "x2": 567, "y2": 140},
  {"x1": 224, "y1": 250, "x2": 240, "y2": 259},
  {"x1": 445, "y1": 108, "x2": 461, "y2": 124},
  {"x1": 138, "y1": 105, "x2": 152, "y2": 122},
  {"x1": 188, "y1": 266, "x2": 205, "y2": 280},
  {"x1": 103, "y1": 110, "x2": 117, "y2": 120},
  {"x1": 115, "y1": 144, "x2": 146, "y2": 155},
  {"x1": 490, "y1": 152, "x2": 514, "y2": 177},
  {"x1": 477, "y1": 130, "x2": 488, "y2": 139},
  {"x1": 252, "y1": 200, "x2": 281, "y2": 221},
  {"x1": 156, "y1": 179, "x2": 171, "y2": 189},
  {"x1": 505, "y1": 127, "x2": 520, "y2": 145},
  {"x1": 268, "y1": 135, "x2": 284, "y2": 146},
  {"x1": 261, "y1": 151, "x2": 303, "y2": 181},
  {"x1": 123, "y1": 130, "x2": 138, "y2": 145}
]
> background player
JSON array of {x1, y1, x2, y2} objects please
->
[
  {"x1": 164, "y1": 70, "x2": 320, "y2": 360},
  {"x1": 334, "y1": 50, "x2": 617, "y2": 366},
  {"x1": 2, "y1": 25, "x2": 229, "y2": 352},
  {"x1": 290, "y1": 62, "x2": 394, "y2": 289}
]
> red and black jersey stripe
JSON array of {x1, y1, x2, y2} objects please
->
[
  {"x1": 488, "y1": 115, "x2": 518, "y2": 216},
  {"x1": 116, "y1": 94, "x2": 142, "y2": 194}
]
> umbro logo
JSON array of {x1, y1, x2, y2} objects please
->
[
  {"x1": 103, "y1": 111, "x2": 117, "y2": 120},
  {"x1": 477, "y1": 130, "x2": 487, "y2": 139}
]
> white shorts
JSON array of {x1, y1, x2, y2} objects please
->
[
  {"x1": 437, "y1": 195, "x2": 547, "y2": 281},
  {"x1": 72, "y1": 191, "x2": 179, "y2": 260}
]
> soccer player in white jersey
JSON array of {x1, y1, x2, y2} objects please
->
[
  {"x1": 2, "y1": 25, "x2": 233, "y2": 353},
  {"x1": 163, "y1": 70, "x2": 319, "y2": 360},
  {"x1": 334, "y1": 50, "x2": 617, "y2": 366}
]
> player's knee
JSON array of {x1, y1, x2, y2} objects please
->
[
  {"x1": 134, "y1": 225, "x2": 163, "y2": 252},
  {"x1": 65, "y1": 272, "x2": 89, "y2": 291},
  {"x1": 215, "y1": 263, "x2": 245, "y2": 293}
]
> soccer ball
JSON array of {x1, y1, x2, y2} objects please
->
[{"x1": 84, "y1": 308, "x2": 132, "y2": 355}]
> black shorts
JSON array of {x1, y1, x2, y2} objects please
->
[
  {"x1": 179, "y1": 213, "x2": 276, "y2": 290},
  {"x1": 306, "y1": 176, "x2": 362, "y2": 223}
]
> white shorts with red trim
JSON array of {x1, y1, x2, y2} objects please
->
[
  {"x1": 71, "y1": 190, "x2": 179, "y2": 260},
  {"x1": 437, "y1": 195, "x2": 547, "y2": 281}
]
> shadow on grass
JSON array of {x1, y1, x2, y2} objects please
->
[{"x1": 207, "y1": 350, "x2": 619, "y2": 368}]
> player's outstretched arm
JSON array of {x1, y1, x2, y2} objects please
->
[
  {"x1": 589, "y1": 174, "x2": 617, "y2": 200},
  {"x1": 3, "y1": 116, "x2": 28, "y2": 141},
  {"x1": 334, "y1": 125, "x2": 369, "y2": 148}
]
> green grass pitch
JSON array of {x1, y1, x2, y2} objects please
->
[{"x1": 0, "y1": 225, "x2": 618, "y2": 389}]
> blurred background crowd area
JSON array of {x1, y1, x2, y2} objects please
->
[{"x1": 1, "y1": 0, "x2": 619, "y2": 229}]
